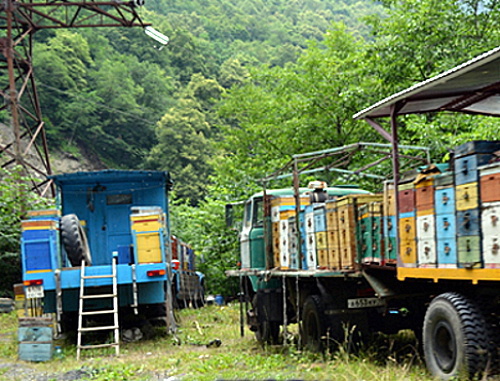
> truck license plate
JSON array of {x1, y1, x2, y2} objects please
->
[
  {"x1": 347, "y1": 297, "x2": 385, "y2": 309},
  {"x1": 25, "y1": 285, "x2": 44, "y2": 299}
]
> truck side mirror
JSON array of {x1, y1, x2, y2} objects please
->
[{"x1": 225, "y1": 204, "x2": 234, "y2": 228}]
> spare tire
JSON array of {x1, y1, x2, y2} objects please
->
[{"x1": 60, "y1": 214, "x2": 92, "y2": 266}]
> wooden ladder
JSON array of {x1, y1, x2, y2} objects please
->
[{"x1": 76, "y1": 255, "x2": 120, "y2": 360}]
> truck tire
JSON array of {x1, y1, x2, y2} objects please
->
[
  {"x1": 60, "y1": 214, "x2": 92, "y2": 267},
  {"x1": 301, "y1": 295, "x2": 326, "y2": 352},
  {"x1": 423, "y1": 292, "x2": 491, "y2": 380},
  {"x1": 252, "y1": 295, "x2": 280, "y2": 345}
]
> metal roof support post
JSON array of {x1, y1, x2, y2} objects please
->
[
  {"x1": 365, "y1": 117, "x2": 393, "y2": 143},
  {"x1": 292, "y1": 157, "x2": 303, "y2": 272},
  {"x1": 390, "y1": 102, "x2": 403, "y2": 267}
]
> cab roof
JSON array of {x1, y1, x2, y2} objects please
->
[{"x1": 250, "y1": 186, "x2": 370, "y2": 199}]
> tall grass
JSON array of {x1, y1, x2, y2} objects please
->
[{"x1": 0, "y1": 304, "x2": 436, "y2": 380}]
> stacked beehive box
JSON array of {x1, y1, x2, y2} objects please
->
[
  {"x1": 18, "y1": 317, "x2": 53, "y2": 362},
  {"x1": 325, "y1": 200, "x2": 341, "y2": 270},
  {"x1": 21, "y1": 210, "x2": 61, "y2": 272},
  {"x1": 434, "y1": 172, "x2": 457, "y2": 267},
  {"x1": 358, "y1": 201, "x2": 383, "y2": 265},
  {"x1": 480, "y1": 162, "x2": 500, "y2": 268},
  {"x1": 336, "y1": 194, "x2": 383, "y2": 270},
  {"x1": 314, "y1": 205, "x2": 329, "y2": 269},
  {"x1": 130, "y1": 207, "x2": 166, "y2": 264},
  {"x1": 397, "y1": 182, "x2": 417, "y2": 267},
  {"x1": 303, "y1": 204, "x2": 317, "y2": 269},
  {"x1": 415, "y1": 176, "x2": 436, "y2": 267},
  {"x1": 288, "y1": 216, "x2": 299, "y2": 269},
  {"x1": 454, "y1": 142, "x2": 500, "y2": 268},
  {"x1": 383, "y1": 183, "x2": 397, "y2": 265},
  {"x1": 270, "y1": 196, "x2": 310, "y2": 269}
]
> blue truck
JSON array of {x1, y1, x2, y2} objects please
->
[{"x1": 20, "y1": 169, "x2": 203, "y2": 335}]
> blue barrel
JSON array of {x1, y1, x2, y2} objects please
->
[{"x1": 214, "y1": 295, "x2": 224, "y2": 306}]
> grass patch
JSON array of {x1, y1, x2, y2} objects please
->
[{"x1": 0, "y1": 305, "x2": 437, "y2": 380}]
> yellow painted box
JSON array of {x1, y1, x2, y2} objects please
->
[
  {"x1": 455, "y1": 182, "x2": 479, "y2": 211},
  {"x1": 317, "y1": 249, "x2": 329, "y2": 269},
  {"x1": 384, "y1": 183, "x2": 396, "y2": 216},
  {"x1": 315, "y1": 231, "x2": 328, "y2": 250},
  {"x1": 135, "y1": 232, "x2": 162, "y2": 263},
  {"x1": 325, "y1": 207, "x2": 338, "y2": 231},
  {"x1": 399, "y1": 239, "x2": 417, "y2": 266},
  {"x1": 399, "y1": 216, "x2": 416, "y2": 242}
]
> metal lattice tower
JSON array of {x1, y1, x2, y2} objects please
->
[{"x1": 0, "y1": 0, "x2": 147, "y2": 195}]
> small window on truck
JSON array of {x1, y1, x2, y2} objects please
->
[
  {"x1": 253, "y1": 199, "x2": 264, "y2": 227},
  {"x1": 107, "y1": 194, "x2": 132, "y2": 205},
  {"x1": 244, "y1": 200, "x2": 252, "y2": 227}
]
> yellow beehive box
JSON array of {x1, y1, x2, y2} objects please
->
[
  {"x1": 315, "y1": 231, "x2": 328, "y2": 250},
  {"x1": 135, "y1": 232, "x2": 162, "y2": 263},
  {"x1": 317, "y1": 249, "x2": 329, "y2": 269},
  {"x1": 335, "y1": 194, "x2": 383, "y2": 208},
  {"x1": 384, "y1": 182, "x2": 396, "y2": 216},
  {"x1": 455, "y1": 182, "x2": 479, "y2": 211},
  {"x1": 399, "y1": 239, "x2": 417, "y2": 266},
  {"x1": 325, "y1": 205, "x2": 338, "y2": 231}
]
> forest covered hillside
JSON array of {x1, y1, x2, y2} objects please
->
[{"x1": 26, "y1": 0, "x2": 384, "y2": 199}]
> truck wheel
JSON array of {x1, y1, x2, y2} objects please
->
[
  {"x1": 251, "y1": 295, "x2": 280, "y2": 345},
  {"x1": 301, "y1": 295, "x2": 326, "y2": 352},
  {"x1": 423, "y1": 292, "x2": 490, "y2": 380},
  {"x1": 255, "y1": 320, "x2": 280, "y2": 345},
  {"x1": 61, "y1": 214, "x2": 92, "y2": 266}
]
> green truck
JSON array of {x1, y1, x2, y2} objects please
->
[{"x1": 227, "y1": 46, "x2": 500, "y2": 380}]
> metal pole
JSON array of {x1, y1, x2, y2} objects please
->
[
  {"x1": 5, "y1": 0, "x2": 22, "y2": 166},
  {"x1": 390, "y1": 103, "x2": 402, "y2": 267}
]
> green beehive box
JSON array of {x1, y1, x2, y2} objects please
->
[{"x1": 457, "y1": 236, "x2": 482, "y2": 269}]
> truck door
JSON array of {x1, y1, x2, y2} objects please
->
[
  {"x1": 88, "y1": 192, "x2": 133, "y2": 265},
  {"x1": 249, "y1": 197, "x2": 266, "y2": 269}
]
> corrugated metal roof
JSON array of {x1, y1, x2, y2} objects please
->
[{"x1": 353, "y1": 45, "x2": 500, "y2": 119}]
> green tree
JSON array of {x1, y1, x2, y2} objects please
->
[
  {"x1": 363, "y1": 0, "x2": 500, "y2": 158},
  {"x1": 145, "y1": 75, "x2": 223, "y2": 205},
  {"x1": 170, "y1": 196, "x2": 239, "y2": 296},
  {"x1": 0, "y1": 167, "x2": 52, "y2": 297},
  {"x1": 216, "y1": 24, "x2": 379, "y2": 195}
]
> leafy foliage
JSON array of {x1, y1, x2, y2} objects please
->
[
  {"x1": 0, "y1": 167, "x2": 52, "y2": 297},
  {"x1": 170, "y1": 196, "x2": 239, "y2": 296}
]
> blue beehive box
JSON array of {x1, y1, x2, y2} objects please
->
[
  {"x1": 456, "y1": 209, "x2": 480, "y2": 236},
  {"x1": 435, "y1": 187, "x2": 455, "y2": 215},
  {"x1": 313, "y1": 205, "x2": 326, "y2": 232},
  {"x1": 455, "y1": 154, "x2": 493, "y2": 185},
  {"x1": 21, "y1": 229, "x2": 58, "y2": 271},
  {"x1": 436, "y1": 215, "x2": 456, "y2": 239},
  {"x1": 437, "y1": 239, "x2": 458, "y2": 266},
  {"x1": 18, "y1": 318, "x2": 53, "y2": 362}
]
